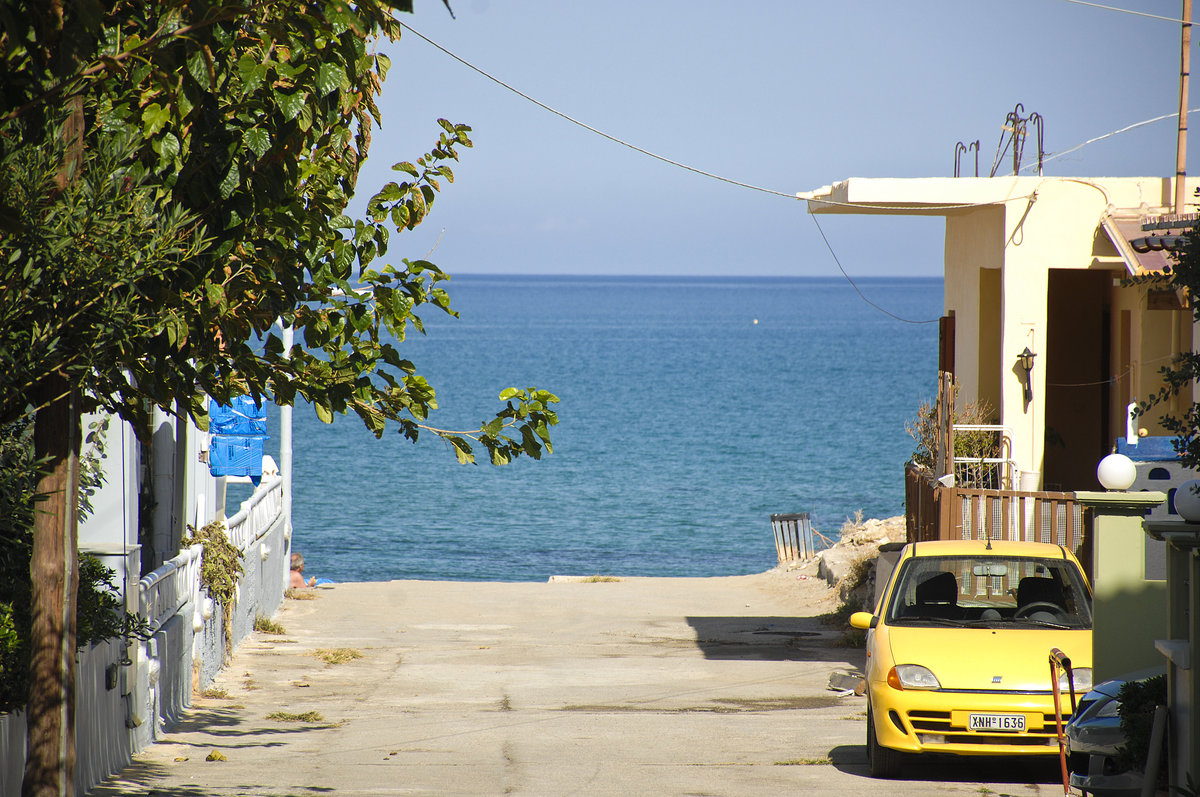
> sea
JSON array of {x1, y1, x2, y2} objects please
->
[{"x1": 253, "y1": 274, "x2": 943, "y2": 583}]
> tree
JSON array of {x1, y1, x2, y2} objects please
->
[
  {"x1": 1140, "y1": 227, "x2": 1200, "y2": 467},
  {"x1": 0, "y1": 2, "x2": 556, "y2": 793}
]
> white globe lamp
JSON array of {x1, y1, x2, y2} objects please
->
[
  {"x1": 1175, "y1": 479, "x2": 1200, "y2": 522},
  {"x1": 1097, "y1": 453, "x2": 1137, "y2": 491}
]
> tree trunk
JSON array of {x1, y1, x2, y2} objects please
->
[{"x1": 23, "y1": 378, "x2": 80, "y2": 797}]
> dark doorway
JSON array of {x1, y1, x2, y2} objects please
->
[{"x1": 1043, "y1": 269, "x2": 1110, "y2": 491}]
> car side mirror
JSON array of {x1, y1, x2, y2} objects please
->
[{"x1": 849, "y1": 611, "x2": 877, "y2": 630}]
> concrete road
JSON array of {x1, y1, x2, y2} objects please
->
[{"x1": 90, "y1": 570, "x2": 1066, "y2": 796}]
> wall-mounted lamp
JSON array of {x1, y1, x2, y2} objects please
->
[{"x1": 1017, "y1": 346, "x2": 1036, "y2": 404}]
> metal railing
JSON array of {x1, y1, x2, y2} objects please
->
[
  {"x1": 771, "y1": 512, "x2": 816, "y2": 563},
  {"x1": 138, "y1": 544, "x2": 203, "y2": 634},
  {"x1": 951, "y1": 424, "x2": 1016, "y2": 489},
  {"x1": 225, "y1": 475, "x2": 283, "y2": 552}
]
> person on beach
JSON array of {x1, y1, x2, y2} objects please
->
[{"x1": 290, "y1": 552, "x2": 316, "y2": 588}]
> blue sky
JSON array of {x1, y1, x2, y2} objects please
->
[{"x1": 353, "y1": 1, "x2": 1193, "y2": 277}]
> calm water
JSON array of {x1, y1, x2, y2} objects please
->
[{"x1": 260, "y1": 275, "x2": 942, "y2": 582}]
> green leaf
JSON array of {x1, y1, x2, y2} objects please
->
[
  {"x1": 448, "y1": 436, "x2": 474, "y2": 465},
  {"x1": 237, "y1": 56, "x2": 269, "y2": 94},
  {"x1": 141, "y1": 103, "x2": 169, "y2": 137},
  {"x1": 218, "y1": 162, "x2": 240, "y2": 200},
  {"x1": 243, "y1": 128, "x2": 271, "y2": 159},
  {"x1": 520, "y1": 425, "x2": 542, "y2": 459},
  {"x1": 164, "y1": 313, "x2": 187, "y2": 349},
  {"x1": 205, "y1": 281, "x2": 225, "y2": 308},
  {"x1": 277, "y1": 90, "x2": 306, "y2": 121},
  {"x1": 376, "y1": 182, "x2": 402, "y2": 202},
  {"x1": 152, "y1": 132, "x2": 180, "y2": 161},
  {"x1": 314, "y1": 402, "x2": 333, "y2": 424},
  {"x1": 316, "y1": 63, "x2": 349, "y2": 95},
  {"x1": 187, "y1": 48, "x2": 213, "y2": 86}
]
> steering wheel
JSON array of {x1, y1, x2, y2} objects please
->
[{"x1": 1014, "y1": 601, "x2": 1064, "y2": 619}]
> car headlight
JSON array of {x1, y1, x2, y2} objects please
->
[
  {"x1": 1060, "y1": 667, "x2": 1093, "y2": 693},
  {"x1": 887, "y1": 664, "x2": 941, "y2": 690},
  {"x1": 1087, "y1": 695, "x2": 1121, "y2": 719}
]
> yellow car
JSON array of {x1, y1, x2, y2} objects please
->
[{"x1": 850, "y1": 539, "x2": 1093, "y2": 778}]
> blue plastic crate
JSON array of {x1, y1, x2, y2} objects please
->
[
  {"x1": 209, "y1": 435, "x2": 268, "y2": 484},
  {"x1": 209, "y1": 395, "x2": 267, "y2": 436}
]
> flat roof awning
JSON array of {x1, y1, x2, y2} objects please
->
[{"x1": 798, "y1": 176, "x2": 1041, "y2": 217}]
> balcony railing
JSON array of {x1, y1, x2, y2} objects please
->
[
  {"x1": 951, "y1": 424, "x2": 1016, "y2": 490},
  {"x1": 225, "y1": 475, "x2": 283, "y2": 552},
  {"x1": 139, "y1": 544, "x2": 203, "y2": 634}
]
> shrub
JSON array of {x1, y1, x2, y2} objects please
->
[
  {"x1": 906, "y1": 396, "x2": 1001, "y2": 486},
  {"x1": 1116, "y1": 674, "x2": 1167, "y2": 775},
  {"x1": 183, "y1": 520, "x2": 244, "y2": 660},
  {"x1": 0, "y1": 418, "x2": 147, "y2": 712}
]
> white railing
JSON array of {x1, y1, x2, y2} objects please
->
[
  {"x1": 138, "y1": 544, "x2": 203, "y2": 634},
  {"x1": 953, "y1": 457, "x2": 1020, "y2": 490},
  {"x1": 225, "y1": 475, "x2": 283, "y2": 551},
  {"x1": 951, "y1": 424, "x2": 1017, "y2": 489}
]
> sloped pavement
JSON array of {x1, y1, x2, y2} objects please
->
[{"x1": 89, "y1": 570, "x2": 1063, "y2": 796}]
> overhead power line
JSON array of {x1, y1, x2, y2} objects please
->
[
  {"x1": 1031, "y1": 108, "x2": 1200, "y2": 171},
  {"x1": 398, "y1": 20, "x2": 1190, "y2": 324},
  {"x1": 399, "y1": 22, "x2": 795, "y2": 200},
  {"x1": 1057, "y1": 0, "x2": 1186, "y2": 24},
  {"x1": 401, "y1": 22, "x2": 1189, "y2": 207}
]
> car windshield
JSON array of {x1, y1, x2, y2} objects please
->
[{"x1": 884, "y1": 553, "x2": 1092, "y2": 629}]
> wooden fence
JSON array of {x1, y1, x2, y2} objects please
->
[{"x1": 905, "y1": 465, "x2": 1085, "y2": 552}]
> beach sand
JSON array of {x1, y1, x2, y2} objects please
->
[{"x1": 89, "y1": 568, "x2": 1063, "y2": 796}]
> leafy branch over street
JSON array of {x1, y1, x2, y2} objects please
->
[{"x1": 0, "y1": 1, "x2": 556, "y2": 792}]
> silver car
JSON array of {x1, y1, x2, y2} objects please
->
[{"x1": 1065, "y1": 667, "x2": 1164, "y2": 797}]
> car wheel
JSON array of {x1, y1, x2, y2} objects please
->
[{"x1": 866, "y1": 702, "x2": 904, "y2": 778}]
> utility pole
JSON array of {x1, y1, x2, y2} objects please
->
[{"x1": 1177, "y1": 0, "x2": 1192, "y2": 214}]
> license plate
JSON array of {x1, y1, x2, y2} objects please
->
[{"x1": 968, "y1": 713, "x2": 1025, "y2": 732}]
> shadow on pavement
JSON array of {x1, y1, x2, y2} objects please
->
[
  {"x1": 686, "y1": 616, "x2": 861, "y2": 662},
  {"x1": 829, "y1": 744, "x2": 1063, "y2": 792}
]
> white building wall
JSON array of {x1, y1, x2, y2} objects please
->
[{"x1": 0, "y1": 408, "x2": 289, "y2": 795}]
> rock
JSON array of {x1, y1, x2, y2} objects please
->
[
  {"x1": 812, "y1": 515, "x2": 905, "y2": 588},
  {"x1": 809, "y1": 516, "x2": 906, "y2": 610},
  {"x1": 816, "y1": 546, "x2": 865, "y2": 587}
]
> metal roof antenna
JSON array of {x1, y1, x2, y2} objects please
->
[{"x1": 989, "y1": 103, "x2": 1044, "y2": 177}]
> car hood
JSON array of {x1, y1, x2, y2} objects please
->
[{"x1": 885, "y1": 625, "x2": 1092, "y2": 692}]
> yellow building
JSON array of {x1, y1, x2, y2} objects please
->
[{"x1": 802, "y1": 176, "x2": 1195, "y2": 492}]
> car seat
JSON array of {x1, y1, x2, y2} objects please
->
[
  {"x1": 1016, "y1": 576, "x2": 1066, "y2": 613},
  {"x1": 913, "y1": 571, "x2": 962, "y2": 619}
]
